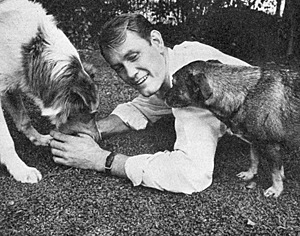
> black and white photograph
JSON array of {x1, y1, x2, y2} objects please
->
[{"x1": 0, "y1": 0, "x2": 299, "y2": 235}]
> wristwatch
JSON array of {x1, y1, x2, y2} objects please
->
[{"x1": 105, "y1": 151, "x2": 117, "y2": 175}]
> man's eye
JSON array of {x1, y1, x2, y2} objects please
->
[{"x1": 128, "y1": 54, "x2": 138, "y2": 62}]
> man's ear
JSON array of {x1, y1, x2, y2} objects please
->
[
  {"x1": 150, "y1": 30, "x2": 164, "y2": 53},
  {"x1": 192, "y1": 72, "x2": 214, "y2": 105}
]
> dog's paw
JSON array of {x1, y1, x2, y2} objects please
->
[
  {"x1": 11, "y1": 165, "x2": 42, "y2": 183},
  {"x1": 30, "y1": 134, "x2": 52, "y2": 146},
  {"x1": 264, "y1": 186, "x2": 283, "y2": 198},
  {"x1": 237, "y1": 171, "x2": 255, "y2": 181}
]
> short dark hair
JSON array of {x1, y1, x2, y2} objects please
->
[{"x1": 98, "y1": 13, "x2": 154, "y2": 53}]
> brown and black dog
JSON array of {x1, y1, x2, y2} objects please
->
[{"x1": 165, "y1": 60, "x2": 300, "y2": 198}]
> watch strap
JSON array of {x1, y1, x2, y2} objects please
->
[{"x1": 105, "y1": 152, "x2": 116, "y2": 174}]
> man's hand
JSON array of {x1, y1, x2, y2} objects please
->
[{"x1": 49, "y1": 131, "x2": 110, "y2": 171}]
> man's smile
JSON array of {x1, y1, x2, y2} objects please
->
[{"x1": 133, "y1": 74, "x2": 149, "y2": 86}]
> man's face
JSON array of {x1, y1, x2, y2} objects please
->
[{"x1": 103, "y1": 30, "x2": 167, "y2": 97}]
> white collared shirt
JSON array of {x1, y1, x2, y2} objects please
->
[{"x1": 111, "y1": 42, "x2": 250, "y2": 194}]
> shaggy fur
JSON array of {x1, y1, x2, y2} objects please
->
[
  {"x1": 0, "y1": 0, "x2": 99, "y2": 183},
  {"x1": 165, "y1": 60, "x2": 300, "y2": 198}
]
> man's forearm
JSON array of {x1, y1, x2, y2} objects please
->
[
  {"x1": 97, "y1": 114, "x2": 131, "y2": 139},
  {"x1": 95, "y1": 114, "x2": 131, "y2": 178}
]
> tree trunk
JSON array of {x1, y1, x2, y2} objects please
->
[
  {"x1": 275, "y1": 0, "x2": 282, "y2": 17},
  {"x1": 283, "y1": 0, "x2": 300, "y2": 56}
]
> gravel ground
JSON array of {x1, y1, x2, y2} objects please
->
[{"x1": 0, "y1": 50, "x2": 299, "y2": 236}]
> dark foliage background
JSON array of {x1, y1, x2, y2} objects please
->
[{"x1": 34, "y1": 0, "x2": 299, "y2": 63}]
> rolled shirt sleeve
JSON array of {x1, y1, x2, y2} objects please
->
[
  {"x1": 111, "y1": 94, "x2": 172, "y2": 130},
  {"x1": 111, "y1": 102, "x2": 149, "y2": 130}
]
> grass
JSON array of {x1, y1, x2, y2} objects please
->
[{"x1": 0, "y1": 49, "x2": 299, "y2": 236}]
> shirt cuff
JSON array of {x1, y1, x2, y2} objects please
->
[
  {"x1": 125, "y1": 154, "x2": 152, "y2": 187},
  {"x1": 111, "y1": 103, "x2": 149, "y2": 130}
]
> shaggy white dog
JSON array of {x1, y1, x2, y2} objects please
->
[{"x1": 0, "y1": 0, "x2": 100, "y2": 183}]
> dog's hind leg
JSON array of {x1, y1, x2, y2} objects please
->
[
  {"x1": 263, "y1": 143, "x2": 285, "y2": 198},
  {"x1": 2, "y1": 91, "x2": 51, "y2": 146},
  {"x1": 0, "y1": 98, "x2": 42, "y2": 183},
  {"x1": 237, "y1": 143, "x2": 259, "y2": 181}
]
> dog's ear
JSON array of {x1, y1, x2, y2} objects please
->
[{"x1": 191, "y1": 72, "x2": 214, "y2": 105}]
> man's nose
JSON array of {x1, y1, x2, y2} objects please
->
[{"x1": 124, "y1": 62, "x2": 138, "y2": 78}]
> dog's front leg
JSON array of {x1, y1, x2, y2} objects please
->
[
  {"x1": 237, "y1": 143, "x2": 259, "y2": 181},
  {"x1": 263, "y1": 143, "x2": 285, "y2": 198},
  {"x1": 2, "y1": 91, "x2": 51, "y2": 146},
  {"x1": 0, "y1": 99, "x2": 42, "y2": 183}
]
